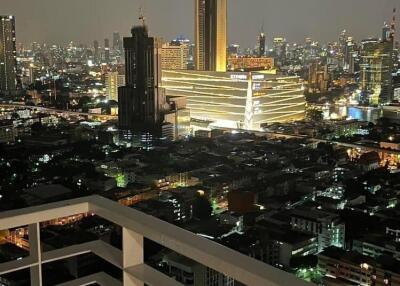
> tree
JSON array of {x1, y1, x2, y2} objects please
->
[
  {"x1": 31, "y1": 122, "x2": 43, "y2": 133},
  {"x1": 10, "y1": 113, "x2": 20, "y2": 120},
  {"x1": 344, "y1": 178, "x2": 365, "y2": 198},
  {"x1": 317, "y1": 142, "x2": 334, "y2": 155},
  {"x1": 290, "y1": 255, "x2": 318, "y2": 268},
  {"x1": 192, "y1": 195, "x2": 212, "y2": 220},
  {"x1": 306, "y1": 107, "x2": 323, "y2": 122},
  {"x1": 78, "y1": 96, "x2": 92, "y2": 109}
]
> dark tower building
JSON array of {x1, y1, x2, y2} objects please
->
[
  {"x1": 0, "y1": 15, "x2": 17, "y2": 94},
  {"x1": 104, "y1": 38, "x2": 110, "y2": 63},
  {"x1": 258, "y1": 31, "x2": 266, "y2": 57},
  {"x1": 113, "y1": 32, "x2": 121, "y2": 51},
  {"x1": 195, "y1": 0, "x2": 227, "y2": 72},
  {"x1": 118, "y1": 15, "x2": 164, "y2": 133},
  {"x1": 93, "y1": 40, "x2": 99, "y2": 64}
]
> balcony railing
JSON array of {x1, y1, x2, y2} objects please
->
[{"x1": 0, "y1": 195, "x2": 312, "y2": 286}]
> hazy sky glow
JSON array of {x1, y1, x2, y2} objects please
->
[{"x1": 2, "y1": 0, "x2": 400, "y2": 47}]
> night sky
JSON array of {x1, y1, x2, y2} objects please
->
[{"x1": 3, "y1": 0, "x2": 400, "y2": 47}]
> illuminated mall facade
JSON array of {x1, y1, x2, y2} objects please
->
[{"x1": 162, "y1": 70, "x2": 306, "y2": 130}]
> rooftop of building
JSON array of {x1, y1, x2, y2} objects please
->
[
  {"x1": 320, "y1": 246, "x2": 400, "y2": 275},
  {"x1": 291, "y1": 208, "x2": 339, "y2": 221}
]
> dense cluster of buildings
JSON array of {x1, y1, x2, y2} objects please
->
[
  {"x1": 2, "y1": 109, "x2": 400, "y2": 285},
  {"x1": 1, "y1": 0, "x2": 400, "y2": 285}
]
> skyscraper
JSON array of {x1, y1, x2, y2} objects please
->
[
  {"x1": 338, "y1": 30, "x2": 348, "y2": 68},
  {"x1": 106, "y1": 72, "x2": 125, "y2": 101},
  {"x1": 344, "y1": 37, "x2": 356, "y2": 72},
  {"x1": 339, "y1": 30, "x2": 347, "y2": 53},
  {"x1": 382, "y1": 22, "x2": 391, "y2": 42},
  {"x1": 308, "y1": 61, "x2": 329, "y2": 94},
  {"x1": 258, "y1": 31, "x2": 266, "y2": 57},
  {"x1": 272, "y1": 37, "x2": 287, "y2": 66},
  {"x1": 113, "y1": 32, "x2": 121, "y2": 51},
  {"x1": 389, "y1": 8, "x2": 396, "y2": 48},
  {"x1": 360, "y1": 39, "x2": 393, "y2": 105},
  {"x1": 118, "y1": 16, "x2": 164, "y2": 133},
  {"x1": 0, "y1": 15, "x2": 17, "y2": 94},
  {"x1": 93, "y1": 40, "x2": 99, "y2": 64},
  {"x1": 359, "y1": 9, "x2": 396, "y2": 105},
  {"x1": 161, "y1": 42, "x2": 190, "y2": 70},
  {"x1": 195, "y1": 0, "x2": 227, "y2": 72},
  {"x1": 104, "y1": 38, "x2": 110, "y2": 63}
]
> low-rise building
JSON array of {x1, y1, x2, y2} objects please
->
[
  {"x1": 353, "y1": 235, "x2": 400, "y2": 261},
  {"x1": 163, "y1": 252, "x2": 235, "y2": 286},
  {"x1": 227, "y1": 56, "x2": 274, "y2": 71},
  {"x1": 291, "y1": 209, "x2": 345, "y2": 252},
  {"x1": 319, "y1": 247, "x2": 400, "y2": 286},
  {"x1": 0, "y1": 121, "x2": 16, "y2": 143},
  {"x1": 380, "y1": 141, "x2": 400, "y2": 151},
  {"x1": 358, "y1": 152, "x2": 381, "y2": 172}
]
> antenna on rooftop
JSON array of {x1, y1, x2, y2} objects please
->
[{"x1": 139, "y1": 6, "x2": 146, "y2": 27}]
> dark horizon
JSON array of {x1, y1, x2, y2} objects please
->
[{"x1": 2, "y1": 0, "x2": 400, "y2": 48}]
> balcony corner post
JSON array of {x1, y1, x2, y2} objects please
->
[
  {"x1": 122, "y1": 227, "x2": 144, "y2": 286},
  {"x1": 29, "y1": 223, "x2": 42, "y2": 286}
]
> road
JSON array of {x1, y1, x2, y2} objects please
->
[{"x1": 0, "y1": 103, "x2": 117, "y2": 121}]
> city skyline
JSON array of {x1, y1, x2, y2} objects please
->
[{"x1": 3, "y1": 0, "x2": 400, "y2": 48}]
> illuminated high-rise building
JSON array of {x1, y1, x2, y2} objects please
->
[
  {"x1": 360, "y1": 38, "x2": 393, "y2": 105},
  {"x1": 118, "y1": 15, "x2": 164, "y2": 133},
  {"x1": 195, "y1": 0, "x2": 227, "y2": 72},
  {"x1": 0, "y1": 15, "x2": 17, "y2": 94},
  {"x1": 272, "y1": 37, "x2": 287, "y2": 66},
  {"x1": 382, "y1": 22, "x2": 391, "y2": 42},
  {"x1": 106, "y1": 72, "x2": 125, "y2": 101},
  {"x1": 344, "y1": 37, "x2": 356, "y2": 72},
  {"x1": 28, "y1": 63, "x2": 39, "y2": 84},
  {"x1": 308, "y1": 61, "x2": 329, "y2": 93},
  {"x1": 339, "y1": 30, "x2": 347, "y2": 53},
  {"x1": 161, "y1": 42, "x2": 189, "y2": 70}
]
